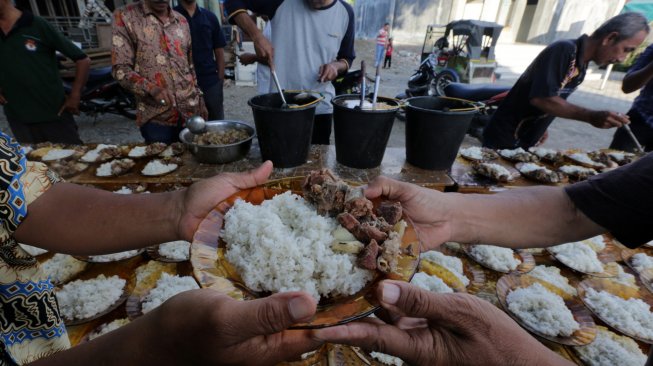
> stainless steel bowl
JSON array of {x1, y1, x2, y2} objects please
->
[{"x1": 179, "y1": 120, "x2": 255, "y2": 164}]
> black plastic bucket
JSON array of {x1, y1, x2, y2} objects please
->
[
  {"x1": 405, "y1": 96, "x2": 478, "y2": 170},
  {"x1": 332, "y1": 95, "x2": 399, "y2": 168},
  {"x1": 248, "y1": 92, "x2": 319, "y2": 168}
]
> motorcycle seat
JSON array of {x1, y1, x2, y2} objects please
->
[{"x1": 444, "y1": 83, "x2": 510, "y2": 102}]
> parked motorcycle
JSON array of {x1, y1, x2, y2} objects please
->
[
  {"x1": 332, "y1": 69, "x2": 375, "y2": 96},
  {"x1": 63, "y1": 66, "x2": 137, "y2": 120}
]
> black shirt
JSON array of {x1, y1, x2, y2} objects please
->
[
  {"x1": 483, "y1": 35, "x2": 588, "y2": 149},
  {"x1": 565, "y1": 153, "x2": 653, "y2": 248},
  {"x1": 173, "y1": 5, "x2": 226, "y2": 89}
]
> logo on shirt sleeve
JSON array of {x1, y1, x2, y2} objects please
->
[{"x1": 24, "y1": 39, "x2": 37, "y2": 52}]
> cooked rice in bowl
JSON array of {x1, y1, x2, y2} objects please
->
[{"x1": 223, "y1": 191, "x2": 374, "y2": 301}]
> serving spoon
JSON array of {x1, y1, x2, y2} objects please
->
[{"x1": 187, "y1": 115, "x2": 207, "y2": 134}]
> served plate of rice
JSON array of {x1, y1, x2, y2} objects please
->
[
  {"x1": 463, "y1": 244, "x2": 535, "y2": 274},
  {"x1": 418, "y1": 249, "x2": 485, "y2": 293},
  {"x1": 146, "y1": 240, "x2": 190, "y2": 262},
  {"x1": 496, "y1": 274, "x2": 596, "y2": 346},
  {"x1": 578, "y1": 277, "x2": 653, "y2": 343},
  {"x1": 571, "y1": 326, "x2": 648, "y2": 366},
  {"x1": 190, "y1": 176, "x2": 420, "y2": 328},
  {"x1": 547, "y1": 237, "x2": 619, "y2": 278}
]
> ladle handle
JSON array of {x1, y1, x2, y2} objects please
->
[
  {"x1": 372, "y1": 63, "x2": 381, "y2": 108},
  {"x1": 360, "y1": 61, "x2": 366, "y2": 107},
  {"x1": 622, "y1": 124, "x2": 644, "y2": 153},
  {"x1": 271, "y1": 70, "x2": 288, "y2": 106}
]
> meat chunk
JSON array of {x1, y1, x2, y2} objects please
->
[
  {"x1": 357, "y1": 239, "x2": 379, "y2": 270},
  {"x1": 376, "y1": 201, "x2": 403, "y2": 225},
  {"x1": 302, "y1": 169, "x2": 349, "y2": 216},
  {"x1": 359, "y1": 223, "x2": 388, "y2": 243},
  {"x1": 345, "y1": 197, "x2": 374, "y2": 219},
  {"x1": 337, "y1": 212, "x2": 360, "y2": 233}
]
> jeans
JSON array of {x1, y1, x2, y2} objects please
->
[
  {"x1": 200, "y1": 81, "x2": 224, "y2": 121},
  {"x1": 8, "y1": 111, "x2": 83, "y2": 144},
  {"x1": 374, "y1": 44, "x2": 385, "y2": 67},
  {"x1": 140, "y1": 117, "x2": 183, "y2": 144},
  {"x1": 610, "y1": 109, "x2": 653, "y2": 152}
]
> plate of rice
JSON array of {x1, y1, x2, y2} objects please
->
[
  {"x1": 496, "y1": 274, "x2": 596, "y2": 346},
  {"x1": 190, "y1": 176, "x2": 420, "y2": 329},
  {"x1": 622, "y1": 249, "x2": 653, "y2": 276},
  {"x1": 56, "y1": 272, "x2": 134, "y2": 325},
  {"x1": 76, "y1": 249, "x2": 144, "y2": 263},
  {"x1": 126, "y1": 271, "x2": 199, "y2": 319},
  {"x1": 418, "y1": 249, "x2": 485, "y2": 293},
  {"x1": 547, "y1": 237, "x2": 619, "y2": 278},
  {"x1": 571, "y1": 326, "x2": 648, "y2": 366},
  {"x1": 462, "y1": 244, "x2": 535, "y2": 274},
  {"x1": 578, "y1": 277, "x2": 653, "y2": 343},
  {"x1": 146, "y1": 240, "x2": 190, "y2": 262}
]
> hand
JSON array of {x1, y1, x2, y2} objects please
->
[
  {"x1": 152, "y1": 288, "x2": 321, "y2": 365},
  {"x1": 176, "y1": 161, "x2": 273, "y2": 241},
  {"x1": 238, "y1": 53, "x2": 258, "y2": 66},
  {"x1": 318, "y1": 62, "x2": 339, "y2": 82},
  {"x1": 253, "y1": 33, "x2": 274, "y2": 69},
  {"x1": 312, "y1": 280, "x2": 572, "y2": 366},
  {"x1": 364, "y1": 176, "x2": 452, "y2": 250},
  {"x1": 58, "y1": 93, "x2": 81, "y2": 115},
  {"x1": 588, "y1": 110, "x2": 630, "y2": 128},
  {"x1": 150, "y1": 87, "x2": 174, "y2": 108}
]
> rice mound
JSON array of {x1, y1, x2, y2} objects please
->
[
  {"x1": 507, "y1": 282, "x2": 579, "y2": 337},
  {"x1": 575, "y1": 328, "x2": 647, "y2": 366},
  {"x1": 470, "y1": 244, "x2": 521, "y2": 272},
  {"x1": 583, "y1": 288, "x2": 653, "y2": 340},
  {"x1": 223, "y1": 191, "x2": 374, "y2": 300},
  {"x1": 158, "y1": 240, "x2": 190, "y2": 261},
  {"x1": 410, "y1": 272, "x2": 453, "y2": 293},
  {"x1": 370, "y1": 351, "x2": 404, "y2": 366},
  {"x1": 528, "y1": 265, "x2": 577, "y2": 296},
  {"x1": 420, "y1": 250, "x2": 469, "y2": 286},
  {"x1": 549, "y1": 242, "x2": 603, "y2": 273},
  {"x1": 88, "y1": 318, "x2": 130, "y2": 341},
  {"x1": 56, "y1": 274, "x2": 126, "y2": 320},
  {"x1": 41, "y1": 254, "x2": 87, "y2": 284},
  {"x1": 141, "y1": 273, "x2": 199, "y2": 314}
]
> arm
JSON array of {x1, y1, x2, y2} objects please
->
[
  {"x1": 317, "y1": 1, "x2": 355, "y2": 82},
  {"x1": 364, "y1": 177, "x2": 604, "y2": 250},
  {"x1": 29, "y1": 289, "x2": 320, "y2": 366},
  {"x1": 15, "y1": 162, "x2": 273, "y2": 255},
  {"x1": 59, "y1": 56, "x2": 90, "y2": 115},
  {"x1": 215, "y1": 48, "x2": 225, "y2": 79},
  {"x1": 312, "y1": 280, "x2": 574, "y2": 366},
  {"x1": 622, "y1": 46, "x2": 653, "y2": 93},
  {"x1": 530, "y1": 96, "x2": 629, "y2": 129},
  {"x1": 226, "y1": 0, "x2": 283, "y2": 68}
]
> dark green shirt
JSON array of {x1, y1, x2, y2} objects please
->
[{"x1": 0, "y1": 12, "x2": 86, "y2": 124}]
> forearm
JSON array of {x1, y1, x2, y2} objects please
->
[
  {"x1": 530, "y1": 96, "x2": 594, "y2": 123},
  {"x1": 447, "y1": 186, "x2": 604, "y2": 248},
  {"x1": 70, "y1": 57, "x2": 90, "y2": 97},
  {"x1": 232, "y1": 12, "x2": 262, "y2": 49},
  {"x1": 622, "y1": 62, "x2": 653, "y2": 93},
  {"x1": 15, "y1": 183, "x2": 183, "y2": 255},
  {"x1": 333, "y1": 59, "x2": 349, "y2": 74},
  {"x1": 215, "y1": 48, "x2": 225, "y2": 79}
]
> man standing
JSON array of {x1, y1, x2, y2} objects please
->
[
  {"x1": 483, "y1": 12, "x2": 648, "y2": 149},
  {"x1": 375, "y1": 22, "x2": 389, "y2": 68},
  {"x1": 225, "y1": 0, "x2": 355, "y2": 145},
  {"x1": 112, "y1": 0, "x2": 207, "y2": 144},
  {"x1": 610, "y1": 43, "x2": 653, "y2": 152},
  {"x1": 175, "y1": 0, "x2": 227, "y2": 121},
  {"x1": 0, "y1": 0, "x2": 90, "y2": 145}
]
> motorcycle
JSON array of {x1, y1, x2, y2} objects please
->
[
  {"x1": 63, "y1": 66, "x2": 137, "y2": 120},
  {"x1": 396, "y1": 82, "x2": 510, "y2": 141},
  {"x1": 332, "y1": 69, "x2": 375, "y2": 96}
]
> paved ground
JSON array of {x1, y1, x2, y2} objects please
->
[{"x1": 0, "y1": 39, "x2": 637, "y2": 152}]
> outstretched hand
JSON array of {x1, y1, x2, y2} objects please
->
[
  {"x1": 176, "y1": 161, "x2": 273, "y2": 241},
  {"x1": 311, "y1": 280, "x2": 572, "y2": 366},
  {"x1": 588, "y1": 110, "x2": 630, "y2": 128},
  {"x1": 364, "y1": 176, "x2": 453, "y2": 251}
]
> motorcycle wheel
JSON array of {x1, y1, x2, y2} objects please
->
[{"x1": 428, "y1": 69, "x2": 459, "y2": 96}]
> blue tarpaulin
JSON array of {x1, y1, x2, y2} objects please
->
[{"x1": 623, "y1": 0, "x2": 653, "y2": 20}]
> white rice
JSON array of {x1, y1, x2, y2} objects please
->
[
  {"x1": 41, "y1": 149, "x2": 75, "y2": 161},
  {"x1": 559, "y1": 165, "x2": 597, "y2": 176},
  {"x1": 56, "y1": 274, "x2": 126, "y2": 320},
  {"x1": 370, "y1": 352, "x2": 404, "y2": 366},
  {"x1": 159, "y1": 145, "x2": 176, "y2": 158},
  {"x1": 480, "y1": 163, "x2": 511, "y2": 178},
  {"x1": 40, "y1": 254, "x2": 87, "y2": 284},
  {"x1": 19, "y1": 243, "x2": 48, "y2": 256},
  {"x1": 529, "y1": 147, "x2": 557, "y2": 159},
  {"x1": 81, "y1": 144, "x2": 116, "y2": 162},
  {"x1": 631, "y1": 253, "x2": 653, "y2": 273},
  {"x1": 469, "y1": 245, "x2": 521, "y2": 272},
  {"x1": 574, "y1": 328, "x2": 647, "y2": 366},
  {"x1": 158, "y1": 241, "x2": 190, "y2": 261},
  {"x1": 114, "y1": 186, "x2": 133, "y2": 194},
  {"x1": 460, "y1": 146, "x2": 484, "y2": 160},
  {"x1": 583, "y1": 288, "x2": 653, "y2": 340},
  {"x1": 89, "y1": 250, "x2": 140, "y2": 262},
  {"x1": 128, "y1": 146, "x2": 147, "y2": 158},
  {"x1": 517, "y1": 162, "x2": 549, "y2": 174},
  {"x1": 223, "y1": 191, "x2": 373, "y2": 300},
  {"x1": 549, "y1": 242, "x2": 603, "y2": 273},
  {"x1": 141, "y1": 159, "x2": 177, "y2": 176},
  {"x1": 528, "y1": 265, "x2": 577, "y2": 296},
  {"x1": 141, "y1": 273, "x2": 199, "y2": 314},
  {"x1": 611, "y1": 265, "x2": 638, "y2": 289},
  {"x1": 88, "y1": 318, "x2": 130, "y2": 341},
  {"x1": 584, "y1": 235, "x2": 606, "y2": 252},
  {"x1": 499, "y1": 147, "x2": 528, "y2": 158},
  {"x1": 507, "y1": 282, "x2": 579, "y2": 337},
  {"x1": 569, "y1": 152, "x2": 602, "y2": 167},
  {"x1": 410, "y1": 272, "x2": 453, "y2": 293},
  {"x1": 420, "y1": 250, "x2": 469, "y2": 286}
]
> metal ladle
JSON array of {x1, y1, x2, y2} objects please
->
[{"x1": 187, "y1": 115, "x2": 207, "y2": 134}]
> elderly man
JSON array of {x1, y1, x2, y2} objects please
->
[
  {"x1": 0, "y1": 0, "x2": 90, "y2": 144},
  {"x1": 111, "y1": 0, "x2": 207, "y2": 144},
  {"x1": 483, "y1": 12, "x2": 649, "y2": 149},
  {"x1": 225, "y1": 0, "x2": 355, "y2": 145}
]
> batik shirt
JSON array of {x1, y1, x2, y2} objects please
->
[
  {"x1": 112, "y1": 1, "x2": 206, "y2": 127},
  {"x1": 0, "y1": 133, "x2": 65, "y2": 365}
]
